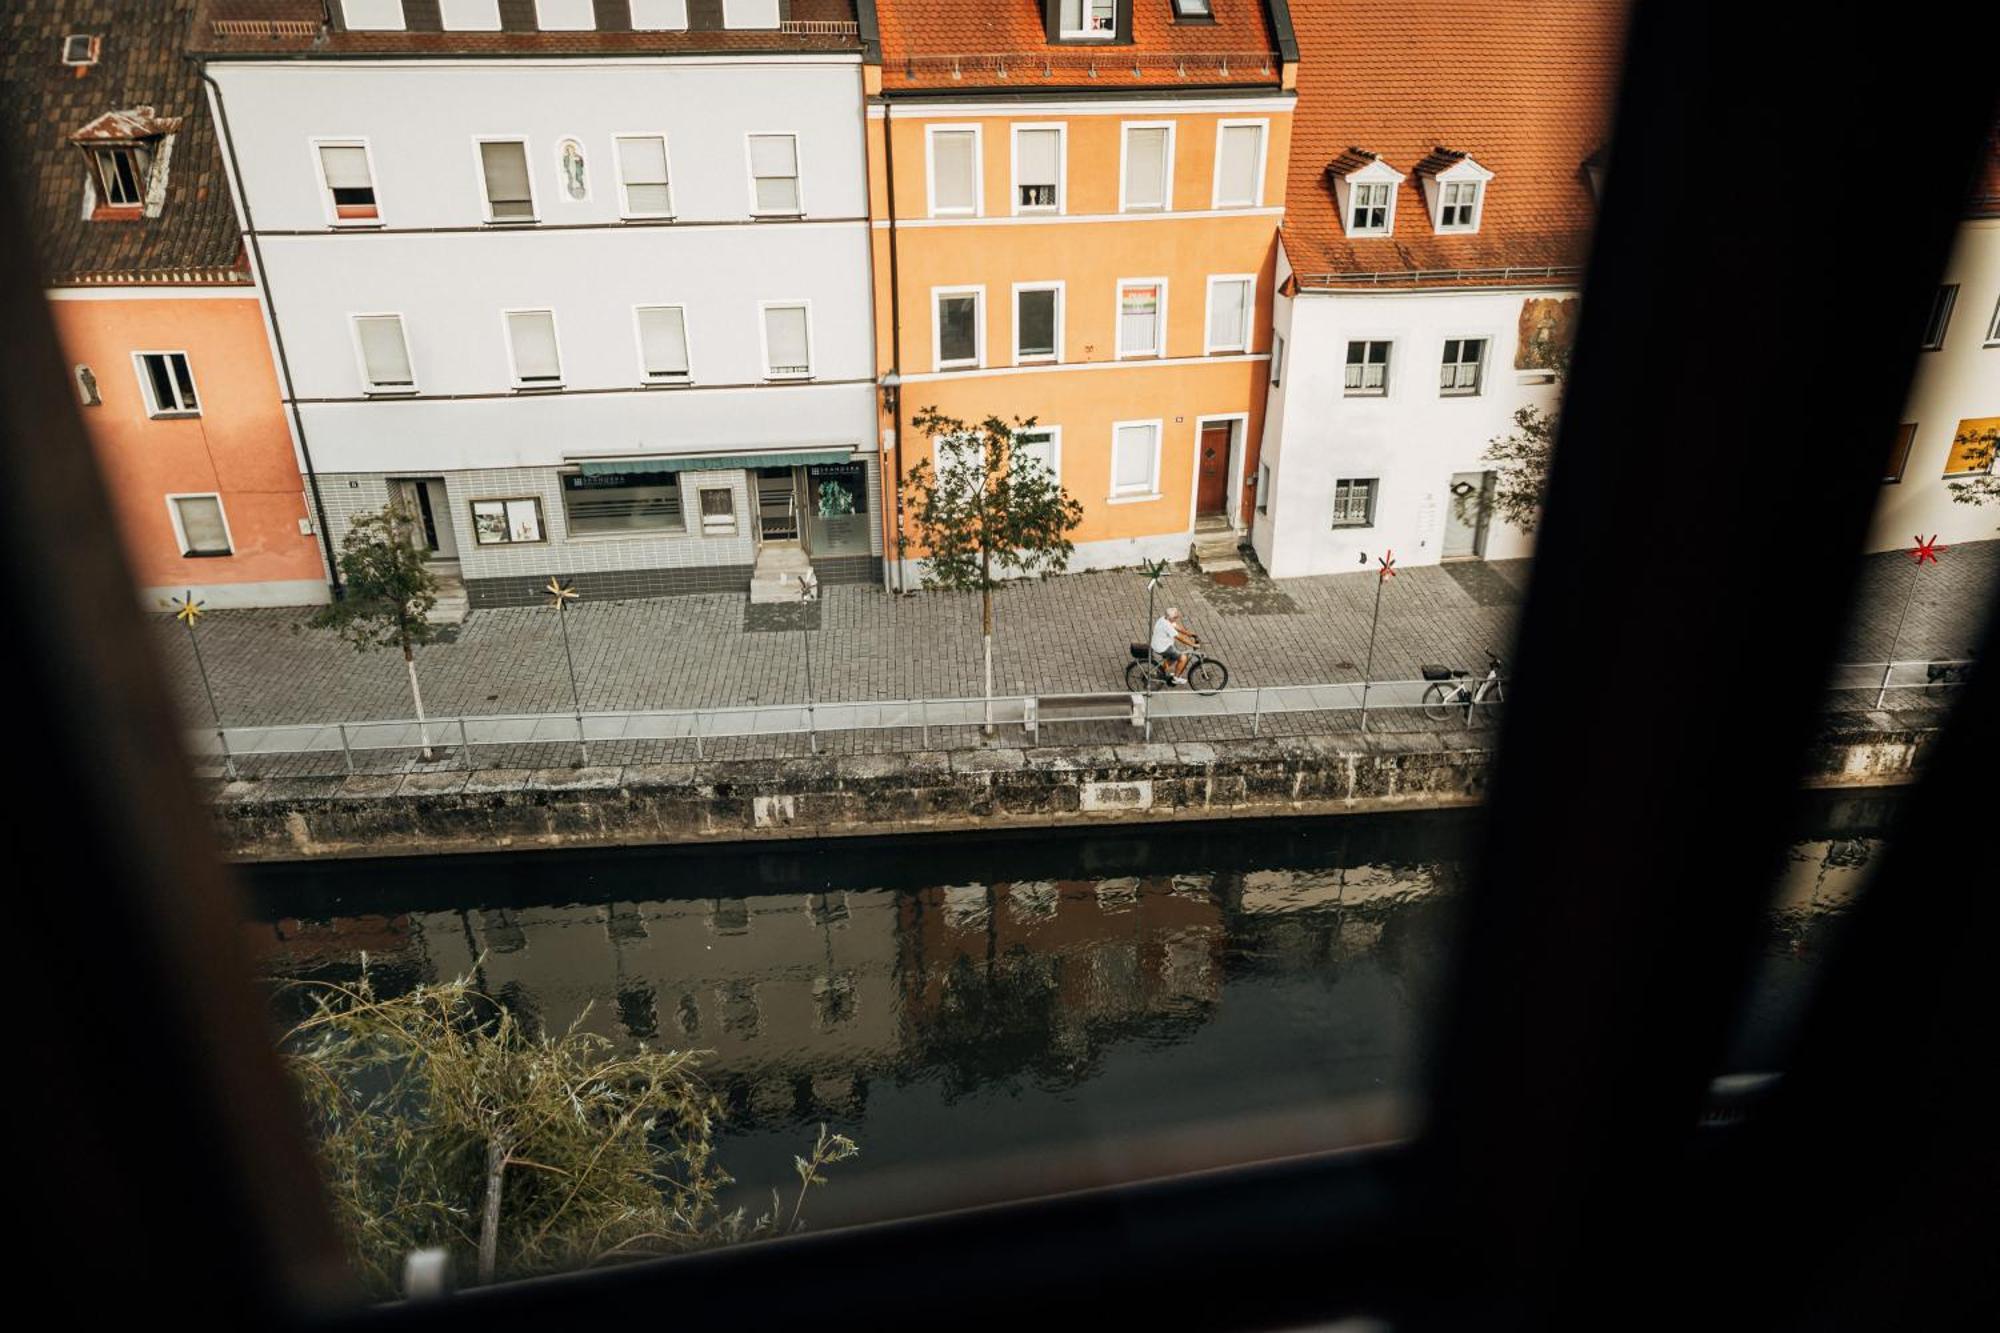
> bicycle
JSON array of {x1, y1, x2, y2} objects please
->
[
  {"x1": 1420, "y1": 649, "x2": 1505, "y2": 722},
  {"x1": 1126, "y1": 640, "x2": 1230, "y2": 695}
]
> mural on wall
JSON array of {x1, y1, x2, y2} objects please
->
[
  {"x1": 558, "y1": 138, "x2": 588, "y2": 202},
  {"x1": 1515, "y1": 296, "x2": 1580, "y2": 370}
]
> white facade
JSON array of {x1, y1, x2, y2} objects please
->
[
  {"x1": 204, "y1": 55, "x2": 879, "y2": 602},
  {"x1": 1252, "y1": 250, "x2": 1564, "y2": 578}
]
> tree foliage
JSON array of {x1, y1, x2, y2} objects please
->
[
  {"x1": 903, "y1": 408, "x2": 1084, "y2": 595},
  {"x1": 1944, "y1": 422, "x2": 1999, "y2": 512},
  {"x1": 280, "y1": 969, "x2": 857, "y2": 1297},
  {"x1": 306, "y1": 502, "x2": 441, "y2": 655},
  {"x1": 1480, "y1": 346, "x2": 1570, "y2": 536}
]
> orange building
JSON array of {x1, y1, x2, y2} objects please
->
[
  {"x1": 5, "y1": 1, "x2": 330, "y2": 609},
  {"x1": 862, "y1": 1, "x2": 1298, "y2": 584}
]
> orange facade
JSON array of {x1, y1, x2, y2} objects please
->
[
  {"x1": 49, "y1": 290, "x2": 326, "y2": 606},
  {"x1": 869, "y1": 99, "x2": 1293, "y2": 573}
]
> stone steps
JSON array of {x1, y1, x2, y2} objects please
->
[
  {"x1": 750, "y1": 543, "x2": 815, "y2": 604},
  {"x1": 430, "y1": 569, "x2": 469, "y2": 625},
  {"x1": 1190, "y1": 527, "x2": 1247, "y2": 573}
]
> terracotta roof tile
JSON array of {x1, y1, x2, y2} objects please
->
[
  {"x1": 1283, "y1": 0, "x2": 1631, "y2": 284},
  {"x1": 1325, "y1": 145, "x2": 1382, "y2": 176},
  {"x1": 1411, "y1": 145, "x2": 1467, "y2": 177},
  {"x1": 1, "y1": 1, "x2": 248, "y2": 284},
  {"x1": 876, "y1": 0, "x2": 1282, "y2": 93}
]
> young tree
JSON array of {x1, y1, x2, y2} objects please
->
[
  {"x1": 306, "y1": 502, "x2": 443, "y2": 759},
  {"x1": 1480, "y1": 346, "x2": 1570, "y2": 535},
  {"x1": 904, "y1": 408, "x2": 1084, "y2": 731},
  {"x1": 1945, "y1": 421, "x2": 1999, "y2": 514},
  {"x1": 282, "y1": 969, "x2": 858, "y2": 1295}
]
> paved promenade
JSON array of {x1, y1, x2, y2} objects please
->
[{"x1": 155, "y1": 540, "x2": 1994, "y2": 775}]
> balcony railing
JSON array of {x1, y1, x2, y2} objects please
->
[{"x1": 901, "y1": 50, "x2": 1277, "y2": 82}]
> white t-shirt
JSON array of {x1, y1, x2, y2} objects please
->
[{"x1": 1150, "y1": 616, "x2": 1179, "y2": 654}]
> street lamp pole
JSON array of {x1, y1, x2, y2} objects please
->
[
  {"x1": 545, "y1": 578, "x2": 587, "y2": 765},
  {"x1": 1359, "y1": 551, "x2": 1395, "y2": 733},
  {"x1": 799, "y1": 568, "x2": 820, "y2": 754},
  {"x1": 170, "y1": 590, "x2": 235, "y2": 780}
]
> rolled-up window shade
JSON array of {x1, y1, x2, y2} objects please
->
[
  {"x1": 618, "y1": 136, "x2": 671, "y2": 214},
  {"x1": 356, "y1": 316, "x2": 413, "y2": 386},
  {"x1": 749, "y1": 134, "x2": 796, "y2": 178},
  {"x1": 638, "y1": 307, "x2": 689, "y2": 377},
  {"x1": 507, "y1": 311, "x2": 561, "y2": 380},
  {"x1": 176, "y1": 497, "x2": 229, "y2": 553},
  {"x1": 1208, "y1": 280, "x2": 1247, "y2": 349},
  {"x1": 480, "y1": 141, "x2": 533, "y2": 217},
  {"x1": 931, "y1": 131, "x2": 975, "y2": 211},
  {"x1": 319, "y1": 145, "x2": 372, "y2": 189},
  {"x1": 1017, "y1": 130, "x2": 1057, "y2": 186},
  {"x1": 765, "y1": 306, "x2": 809, "y2": 373},
  {"x1": 1125, "y1": 128, "x2": 1166, "y2": 208},
  {"x1": 1120, "y1": 285, "x2": 1159, "y2": 354},
  {"x1": 1218, "y1": 125, "x2": 1262, "y2": 204},
  {"x1": 1114, "y1": 426, "x2": 1155, "y2": 491}
]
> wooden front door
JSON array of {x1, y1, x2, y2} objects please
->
[{"x1": 1197, "y1": 422, "x2": 1231, "y2": 517}]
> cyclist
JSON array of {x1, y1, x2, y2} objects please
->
[{"x1": 1149, "y1": 607, "x2": 1198, "y2": 684}]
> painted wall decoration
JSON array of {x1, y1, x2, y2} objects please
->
[{"x1": 558, "y1": 138, "x2": 588, "y2": 202}]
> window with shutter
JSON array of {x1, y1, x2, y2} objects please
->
[
  {"x1": 1118, "y1": 281, "x2": 1163, "y2": 358},
  {"x1": 535, "y1": 0, "x2": 595, "y2": 30},
  {"x1": 1884, "y1": 423, "x2": 1917, "y2": 483},
  {"x1": 1206, "y1": 278, "x2": 1251, "y2": 353},
  {"x1": 354, "y1": 316, "x2": 415, "y2": 391},
  {"x1": 505, "y1": 310, "x2": 562, "y2": 385},
  {"x1": 318, "y1": 144, "x2": 378, "y2": 222},
  {"x1": 636, "y1": 306, "x2": 690, "y2": 381},
  {"x1": 1112, "y1": 424, "x2": 1159, "y2": 496},
  {"x1": 764, "y1": 305, "x2": 811, "y2": 377},
  {"x1": 628, "y1": 0, "x2": 688, "y2": 29},
  {"x1": 1215, "y1": 124, "x2": 1263, "y2": 207},
  {"x1": 1015, "y1": 128, "x2": 1060, "y2": 212},
  {"x1": 1122, "y1": 126, "x2": 1170, "y2": 212},
  {"x1": 615, "y1": 136, "x2": 672, "y2": 217},
  {"x1": 479, "y1": 140, "x2": 535, "y2": 221},
  {"x1": 722, "y1": 0, "x2": 779, "y2": 28},
  {"x1": 173, "y1": 496, "x2": 231, "y2": 555},
  {"x1": 929, "y1": 129, "x2": 978, "y2": 216},
  {"x1": 438, "y1": 0, "x2": 500, "y2": 30},
  {"x1": 748, "y1": 135, "x2": 800, "y2": 214}
]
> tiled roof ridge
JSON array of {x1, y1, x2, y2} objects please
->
[
  {"x1": 1412, "y1": 145, "x2": 1469, "y2": 176},
  {"x1": 1325, "y1": 146, "x2": 1382, "y2": 176}
]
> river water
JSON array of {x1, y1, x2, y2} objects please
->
[{"x1": 244, "y1": 799, "x2": 1888, "y2": 1230}]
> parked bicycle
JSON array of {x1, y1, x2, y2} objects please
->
[
  {"x1": 1420, "y1": 650, "x2": 1505, "y2": 722},
  {"x1": 1126, "y1": 640, "x2": 1230, "y2": 694}
]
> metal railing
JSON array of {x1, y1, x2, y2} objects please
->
[
  {"x1": 901, "y1": 50, "x2": 1276, "y2": 82},
  {"x1": 186, "y1": 660, "x2": 1971, "y2": 776}
]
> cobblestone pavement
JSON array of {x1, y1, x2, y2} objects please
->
[{"x1": 156, "y1": 539, "x2": 1995, "y2": 777}]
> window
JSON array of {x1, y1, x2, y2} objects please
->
[
  {"x1": 171, "y1": 495, "x2": 231, "y2": 556},
  {"x1": 1440, "y1": 180, "x2": 1481, "y2": 229},
  {"x1": 928, "y1": 128, "x2": 979, "y2": 216},
  {"x1": 1014, "y1": 127, "x2": 1062, "y2": 213},
  {"x1": 1206, "y1": 276, "x2": 1253, "y2": 353},
  {"x1": 1110, "y1": 421, "x2": 1161, "y2": 498},
  {"x1": 535, "y1": 0, "x2": 594, "y2": 28},
  {"x1": 699, "y1": 487, "x2": 738, "y2": 535},
  {"x1": 722, "y1": 0, "x2": 779, "y2": 26},
  {"x1": 562, "y1": 472, "x2": 684, "y2": 535},
  {"x1": 62, "y1": 34, "x2": 100, "y2": 67},
  {"x1": 440, "y1": 0, "x2": 501, "y2": 28},
  {"x1": 1012, "y1": 427, "x2": 1060, "y2": 483},
  {"x1": 1121, "y1": 124, "x2": 1172, "y2": 212},
  {"x1": 747, "y1": 134, "x2": 800, "y2": 215},
  {"x1": 1059, "y1": 0, "x2": 1117, "y2": 38},
  {"x1": 353, "y1": 315, "x2": 415, "y2": 393},
  {"x1": 1331, "y1": 478, "x2": 1378, "y2": 527},
  {"x1": 470, "y1": 497, "x2": 546, "y2": 546},
  {"x1": 340, "y1": 0, "x2": 405, "y2": 29},
  {"x1": 1345, "y1": 340, "x2": 1391, "y2": 395},
  {"x1": 628, "y1": 0, "x2": 688, "y2": 28},
  {"x1": 1884, "y1": 423, "x2": 1916, "y2": 483},
  {"x1": 1350, "y1": 182, "x2": 1391, "y2": 233},
  {"x1": 1271, "y1": 332, "x2": 1285, "y2": 385},
  {"x1": 614, "y1": 136, "x2": 673, "y2": 217},
  {"x1": 88, "y1": 147, "x2": 145, "y2": 208},
  {"x1": 1172, "y1": 0, "x2": 1214, "y2": 16},
  {"x1": 1257, "y1": 463, "x2": 1270, "y2": 513},
  {"x1": 1988, "y1": 294, "x2": 2000, "y2": 345},
  {"x1": 316, "y1": 143, "x2": 378, "y2": 222},
  {"x1": 135, "y1": 352, "x2": 198, "y2": 416},
  {"x1": 1440, "y1": 337, "x2": 1486, "y2": 395},
  {"x1": 762, "y1": 303, "x2": 812, "y2": 378},
  {"x1": 934, "y1": 288, "x2": 984, "y2": 370},
  {"x1": 1942, "y1": 417, "x2": 1999, "y2": 476},
  {"x1": 1014, "y1": 283, "x2": 1062, "y2": 363},
  {"x1": 1920, "y1": 285, "x2": 1957, "y2": 349},
  {"x1": 635, "y1": 306, "x2": 690, "y2": 382},
  {"x1": 504, "y1": 310, "x2": 563, "y2": 387},
  {"x1": 478, "y1": 139, "x2": 535, "y2": 222},
  {"x1": 1117, "y1": 280, "x2": 1165, "y2": 358},
  {"x1": 1213, "y1": 123, "x2": 1265, "y2": 208}
]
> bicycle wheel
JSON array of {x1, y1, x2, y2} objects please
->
[
  {"x1": 1421, "y1": 682, "x2": 1455, "y2": 722},
  {"x1": 1188, "y1": 659, "x2": 1228, "y2": 694},
  {"x1": 1125, "y1": 661, "x2": 1157, "y2": 692},
  {"x1": 1472, "y1": 681, "x2": 1504, "y2": 724}
]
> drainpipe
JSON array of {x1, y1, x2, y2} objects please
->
[
  {"x1": 194, "y1": 65, "x2": 343, "y2": 599},
  {"x1": 881, "y1": 100, "x2": 907, "y2": 594}
]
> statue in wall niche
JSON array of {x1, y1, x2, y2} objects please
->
[{"x1": 559, "y1": 139, "x2": 587, "y2": 202}]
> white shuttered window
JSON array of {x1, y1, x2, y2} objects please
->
[
  {"x1": 355, "y1": 315, "x2": 414, "y2": 390},
  {"x1": 764, "y1": 304, "x2": 811, "y2": 377},
  {"x1": 1015, "y1": 128, "x2": 1060, "y2": 211},
  {"x1": 636, "y1": 306, "x2": 690, "y2": 380},
  {"x1": 505, "y1": 310, "x2": 562, "y2": 385},
  {"x1": 616, "y1": 136, "x2": 672, "y2": 216},
  {"x1": 1112, "y1": 424, "x2": 1159, "y2": 496},
  {"x1": 1215, "y1": 124, "x2": 1264, "y2": 207},
  {"x1": 748, "y1": 134, "x2": 800, "y2": 214},
  {"x1": 930, "y1": 130, "x2": 977, "y2": 215},
  {"x1": 479, "y1": 140, "x2": 534, "y2": 220},
  {"x1": 1207, "y1": 278, "x2": 1251, "y2": 352},
  {"x1": 628, "y1": 0, "x2": 688, "y2": 29},
  {"x1": 1123, "y1": 126, "x2": 1169, "y2": 211},
  {"x1": 174, "y1": 496, "x2": 231, "y2": 555}
]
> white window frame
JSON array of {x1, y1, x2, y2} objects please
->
[
  {"x1": 1010, "y1": 123, "x2": 1066, "y2": 216},
  {"x1": 166, "y1": 492, "x2": 234, "y2": 556},
  {"x1": 931, "y1": 285, "x2": 986, "y2": 371},
  {"x1": 1920, "y1": 284, "x2": 1958, "y2": 350},
  {"x1": 350, "y1": 313, "x2": 417, "y2": 394},
  {"x1": 1011, "y1": 425, "x2": 1063, "y2": 485},
  {"x1": 1108, "y1": 418, "x2": 1164, "y2": 502},
  {"x1": 1438, "y1": 179, "x2": 1483, "y2": 232},
  {"x1": 1439, "y1": 336, "x2": 1488, "y2": 397},
  {"x1": 1011, "y1": 281, "x2": 1065, "y2": 364},
  {"x1": 501, "y1": 308, "x2": 564, "y2": 389},
  {"x1": 758, "y1": 300, "x2": 814, "y2": 380},
  {"x1": 439, "y1": 0, "x2": 503, "y2": 29},
  {"x1": 612, "y1": 132, "x2": 674, "y2": 219},
  {"x1": 1344, "y1": 338, "x2": 1393, "y2": 396},
  {"x1": 925, "y1": 124, "x2": 983, "y2": 219},
  {"x1": 627, "y1": 0, "x2": 689, "y2": 30},
  {"x1": 1349, "y1": 180, "x2": 1393, "y2": 235},
  {"x1": 632, "y1": 304, "x2": 693, "y2": 384},
  {"x1": 1115, "y1": 277, "x2": 1169, "y2": 360},
  {"x1": 340, "y1": 0, "x2": 406, "y2": 30},
  {"x1": 132, "y1": 351, "x2": 199, "y2": 417},
  {"x1": 1987, "y1": 294, "x2": 2000, "y2": 346},
  {"x1": 744, "y1": 132, "x2": 803, "y2": 217},
  {"x1": 721, "y1": 0, "x2": 780, "y2": 27},
  {"x1": 1210, "y1": 119, "x2": 1269, "y2": 209},
  {"x1": 534, "y1": 0, "x2": 595, "y2": 29},
  {"x1": 310, "y1": 137, "x2": 381, "y2": 227},
  {"x1": 697, "y1": 485, "x2": 739, "y2": 536},
  {"x1": 468, "y1": 496, "x2": 548, "y2": 546},
  {"x1": 1271, "y1": 331, "x2": 1285, "y2": 385},
  {"x1": 473, "y1": 136, "x2": 538, "y2": 224},
  {"x1": 1118, "y1": 120, "x2": 1176, "y2": 213},
  {"x1": 1257, "y1": 463, "x2": 1270, "y2": 514},
  {"x1": 1203, "y1": 274, "x2": 1256, "y2": 355},
  {"x1": 1058, "y1": 0, "x2": 1118, "y2": 40},
  {"x1": 1331, "y1": 478, "x2": 1378, "y2": 528}
]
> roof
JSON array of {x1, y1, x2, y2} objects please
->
[
  {"x1": 0, "y1": 0, "x2": 248, "y2": 285},
  {"x1": 1969, "y1": 117, "x2": 1999, "y2": 218},
  {"x1": 187, "y1": 1, "x2": 862, "y2": 57},
  {"x1": 875, "y1": 0, "x2": 1286, "y2": 94},
  {"x1": 1283, "y1": 0, "x2": 1631, "y2": 287}
]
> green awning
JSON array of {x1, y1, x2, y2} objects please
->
[{"x1": 577, "y1": 449, "x2": 852, "y2": 476}]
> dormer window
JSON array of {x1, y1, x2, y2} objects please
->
[
  {"x1": 1583, "y1": 146, "x2": 1608, "y2": 204},
  {"x1": 90, "y1": 147, "x2": 146, "y2": 208},
  {"x1": 62, "y1": 35, "x2": 100, "y2": 67},
  {"x1": 70, "y1": 108, "x2": 180, "y2": 220},
  {"x1": 1059, "y1": 0, "x2": 1117, "y2": 39},
  {"x1": 1171, "y1": 0, "x2": 1214, "y2": 17},
  {"x1": 1415, "y1": 148, "x2": 1493, "y2": 234},
  {"x1": 1326, "y1": 149, "x2": 1404, "y2": 238}
]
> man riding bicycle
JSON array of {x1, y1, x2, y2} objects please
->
[{"x1": 1149, "y1": 606, "x2": 1198, "y2": 684}]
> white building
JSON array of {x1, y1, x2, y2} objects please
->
[{"x1": 192, "y1": 0, "x2": 880, "y2": 609}]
